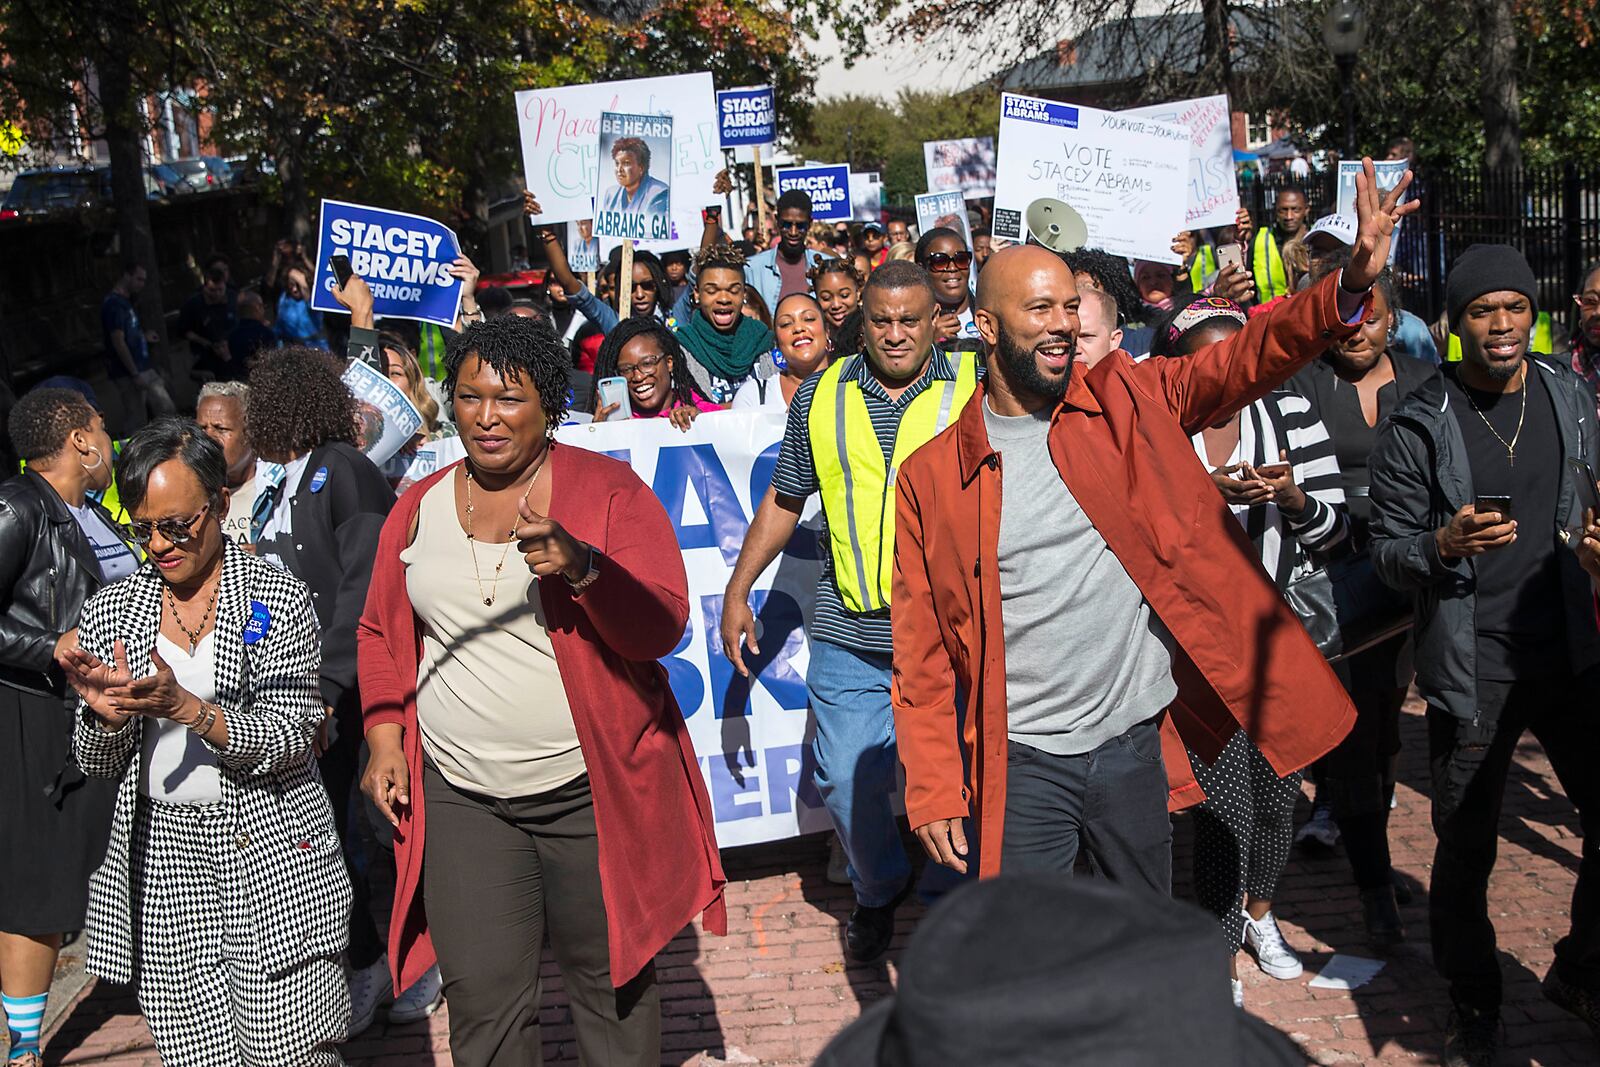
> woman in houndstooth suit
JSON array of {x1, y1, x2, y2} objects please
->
[{"x1": 61, "y1": 418, "x2": 352, "y2": 1065}]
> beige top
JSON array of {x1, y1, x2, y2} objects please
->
[{"x1": 401, "y1": 476, "x2": 586, "y2": 798}]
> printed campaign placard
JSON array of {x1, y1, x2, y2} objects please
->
[
  {"x1": 342, "y1": 358, "x2": 423, "y2": 468},
  {"x1": 312, "y1": 200, "x2": 463, "y2": 327},
  {"x1": 514, "y1": 72, "x2": 717, "y2": 250},
  {"x1": 556, "y1": 411, "x2": 832, "y2": 846},
  {"x1": 915, "y1": 191, "x2": 972, "y2": 248},
  {"x1": 923, "y1": 136, "x2": 997, "y2": 200},
  {"x1": 594, "y1": 111, "x2": 674, "y2": 242},
  {"x1": 567, "y1": 219, "x2": 601, "y2": 273},
  {"x1": 1337, "y1": 158, "x2": 1410, "y2": 264},
  {"x1": 993, "y1": 92, "x2": 1189, "y2": 264},
  {"x1": 775, "y1": 164, "x2": 852, "y2": 223},
  {"x1": 851, "y1": 171, "x2": 882, "y2": 223},
  {"x1": 1120, "y1": 94, "x2": 1238, "y2": 230},
  {"x1": 717, "y1": 85, "x2": 776, "y2": 149}
]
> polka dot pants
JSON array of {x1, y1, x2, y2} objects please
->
[{"x1": 1187, "y1": 730, "x2": 1304, "y2": 954}]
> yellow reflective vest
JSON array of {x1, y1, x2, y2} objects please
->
[
  {"x1": 808, "y1": 352, "x2": 979, "y2": 614},
  {"x1": 1251, "y1": 229, "x2": 1291, "y2": 303},
  {"x1": 1189, "y1": 244, "x2": 1219, "y2": 293},
  {"x1": 1446, "y1": 312, "x2": 1554, "y2": 362}
]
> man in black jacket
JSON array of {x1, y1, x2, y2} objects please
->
[{"x1": 1370, "y1": 244, "x2": 1600, "y2": 1066}]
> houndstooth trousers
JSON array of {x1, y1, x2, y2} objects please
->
[{"x1": 128, "y1": 798, "x2": 349, "y2": 1066}]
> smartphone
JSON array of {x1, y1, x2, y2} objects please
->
[
  {"x1": 1474, "y1": 495, "x2": 1513, "y2": 521},
  {"x1": 1254, "y1": 462, "x2": 1292, "y2": 480},
  {"x1": 329, "y1": 253, "x2": 354, "y2": 288},
  {"x1": 1217, "y1": 242, "x2": 1244, "y2": 273},
  {"x1": 596, "y1": 376, "x2": 633, "y2": 419},
  {"x1": 704, "y1": 205, "x2": 723, "y2": 223},
  {"x1": 1568, "y1": 459, "x2": 1600, "y2": 518}
]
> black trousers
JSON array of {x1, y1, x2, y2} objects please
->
[
  {"x1": 319, "y1": 701, "x2": 385, "y2": 971},
  {"x1": 1322, "y1": 636, "x2": 1409, "y2": 891},
  {"x1": 1428, "y1": 668, "x2": 1600, "y2": 1011},
  {"x1": 422, "y1": 762, "x2": 659, "y2": 1067}
]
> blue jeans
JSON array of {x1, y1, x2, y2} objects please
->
[{"x1": 808, "y1": 639, "x2": 911, "y2": 908}]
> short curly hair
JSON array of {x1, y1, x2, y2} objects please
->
[
  {"x1": 445, "y1": 314, "x2": 572, "y2": 428},
  {"x1": 1061, "y1": 248, "x2": 1143, "y2": 327},
  {"x1": 8, "y1": 387, "x2": 95, "y2": 462},
  {"x1": 694, "y1": 242, "x2": 747, "y2": 277},
  {"x1": 611, "y1": 136, "x2": 650, "y2": 171},
  {"x1": 808, "y1": 257, "x2": 864, "y2": 290},
  {"x1": 246, "y1": 346, "x2": 358, "y2": 458}
]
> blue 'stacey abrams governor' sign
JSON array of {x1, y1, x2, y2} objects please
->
[
  {"x1": 312, "y1": 199, "x2": 463, "y2": 328},
  {"x1": 717, "y1": 85, "x2": 776, "y2": 149},
  {"x1": 774, "y1": 164, "x2": 852, "y2": 223}
]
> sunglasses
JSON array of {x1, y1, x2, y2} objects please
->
[
  {"x1": 778, "y1": 219, "x2": 809, "y2": 232},
  {"x1": 127, "y1": 504, "x2": 211, "y2": 546},
  {"x1": 924, "y1": 251, "x2": 973, "y2": 273}
]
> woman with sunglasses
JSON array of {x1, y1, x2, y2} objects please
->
[
  {"x1": 733, "y1": 293, "x2": 834, "y2": 410},
  {"x1": 0, "y1": 388, "x2": 128, "y2": 1066},
  {"x1": 808, "y1": 258, "x2": 864, "y2": 342},
  {"x1": 61, "y1": 418, "x2": 351, "y2": 1062},
  {"x1": 674, "y1": 243, "x2": 777, "y2": 405},
  {"x1": 913, "y1": 228, "x2": 979, "y2": 348},
  {"x1": 591, "y1": 317, "x2": 721, "y2": 429},
  {"x1": 524, "y1": 193, "x2": 669, "y2": 340}
]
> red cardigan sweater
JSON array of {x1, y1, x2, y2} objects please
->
[{"x1": 358, "y1": 443, "x2": 727, "y2": 991}]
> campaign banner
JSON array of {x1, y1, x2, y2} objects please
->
[
  {"x1": 775, "y1": 164, "x2": 853, "y2": 223},
  {"x1": 594, "y1": 111, "x2": 674, "y2": 242},
  {"x1": 992, "y1": 92, "x2": 1189, "y2": 265},
  {"x1": 1119, "y1": 94, "x2": 1238, "y2": 230},
  {"x1": 514, "y1": 72, "x2": 717, "y2": 251},
  {"x1": 312, "y1": 200, "x2": 463, "y2": 327},
  {"x1": 717, "y1": 85, "x2": 776, "y2": 149},
  {"x1": 851, "y1": 171, "x2": 883, "y2": 224},
  {"x1": 555, "y1": 412, "x2": 831, "y2": 846},
  {"x1": 342, "y1": 358, "x2": 423, "y2": 468},
  {"x1": 915, "y1": 191, "x2": 972, "y2": 249},
  {"x1": 1336, "y1": 158, "x2": 1410, "y2": 262},
  {"x1": 923, "y1": 136, "x2": 997, "y2": 200},
  {"x1": 567, "y1": 218, "x2": 601, "y2": 273}
]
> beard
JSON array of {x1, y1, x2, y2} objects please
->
[{"x1": 995, "y1": 322, "x2": 1074, "y2": 402}]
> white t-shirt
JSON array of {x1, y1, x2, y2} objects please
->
[
  {"x1": 138, "y1": 632, "x2": 222, "y2": 805},
  {"x1": 731, "y1": 374, "x2": 787, "y2": 410},
  {"x1": 222, "y1": 474, "x2": 257, "y2": 546}
]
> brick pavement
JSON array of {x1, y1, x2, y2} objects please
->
[{"x1": 36, "y1": 701, "x2": 1600, "y2": 1065}]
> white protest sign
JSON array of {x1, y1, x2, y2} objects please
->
[
  {"x1": 515, "y1": 72, "x2": 717, "y2": 252},
  {"x1": 342, "y1": 359, "x2": 423, "y2": 468},
  {"x1": 1120, "y1": 94, "x2": 1238, "y2": 230},
  {"x1": 993, "y1": 92, "x2": 1189, "y2": 265},
  {"x1": 851, "y1": 171, "x2": 882, "y2": 223},
  {"x1": 915, "y1": 191, "x2": 972, "y2": 249},
  {"x1": 555, "y1": 411, "x2": 831, "y2": 847},
  {"x1": 923, "y1": 137, "x2": 997, "y2": 200}
]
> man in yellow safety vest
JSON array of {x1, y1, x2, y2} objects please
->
[
  {"x1": 720, "y1": 261, "x2": 978, "y2": 963},
  {"x1": 1252, "y1": 187, "x2": 1310, "y2": 303}
]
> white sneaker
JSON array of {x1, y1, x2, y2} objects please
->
[
  {"x1": 389, "y1": 963, "x2": 443, "y2": 1024},
  {"x1": 1242, "y1": 911, "x2": 1304, "y2": 980},
  {"x1": 1231, "y1": 978, "x2": 1245, "y2": 1009},
  {"x1": 346, "y1": 955, "x2": 393, "y2": 1039},
  {"x1": 1294, "y1": 803, "x2": 1341, "y2": 849},
  {"x1": 826, "y1": 834, "x2": 852, "y2": 886}
]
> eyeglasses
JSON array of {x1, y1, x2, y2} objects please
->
[
  {"x1": 778, "y1": 219, "x2": 809, "y2": 232},
  {"x1": 923, "y1": 251, "x2": 973, "y2": 273},
  {"x1": 1576, "y1": 295, "x2": 1600, "y2": 313},
  {"x1": 616, "y1": 353, "x2": 668, "y2": 379},
  {"x1": 127, "y1": 504, "x2": 211, "y2": 546}
]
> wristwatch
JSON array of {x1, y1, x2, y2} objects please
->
[{"x1": 567, "y1": 546, "x2": 601, "y2": 593}]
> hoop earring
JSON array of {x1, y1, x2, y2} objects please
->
[{"x1": 80, "y1": 445, "x2": 104, "y2": 473}]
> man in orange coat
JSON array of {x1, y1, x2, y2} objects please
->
[{"x1": 892, "y1": 160, "x2": 1416, "y2": 886}]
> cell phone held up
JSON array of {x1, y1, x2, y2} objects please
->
[
  {"x1": 329, "y1": 253, "x2": 354, "y2": 289},
  {"x1": 1473, "y1": 495, "x2": 1513, "y2": 523},
  {"x1": 1217, "y1": 242, "x2": 1245, "y2": 273},
  {"x1": 595, "y1": 376, "x2": 633, "y2": 420}
]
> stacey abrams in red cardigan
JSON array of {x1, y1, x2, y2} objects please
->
[{"x1": 357, "y1": 315, "x2": 725, "y2": 1065}]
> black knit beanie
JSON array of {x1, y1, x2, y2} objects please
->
[{"x1": 1446, "y1": 243, "x2": 1538, "y2": 327}]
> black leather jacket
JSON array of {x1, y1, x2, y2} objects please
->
[{"x1": 0, "y1": 470, "x2": 121, "y2": 697}]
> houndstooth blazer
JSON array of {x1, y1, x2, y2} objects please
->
[{"x1": 72, "y1": 540, "x2": 352, "y2": 984}]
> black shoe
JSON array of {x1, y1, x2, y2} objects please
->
[
  {"x1": 1360, "y1": 885, "x2": 1406, "y2": 949},
  {"x1": 1543, "y1": 969, "x2": 1600, "y2": 1043},
  {"x1": 1391, "y1": 871, "x2": 1414, "y2": 906},
  {"x1": 1443, "y1": 1005, "x2": 1501, "y2": 1067},
  {"x1": 845, "y1": 880, "x2": 912, "y2": 962}
]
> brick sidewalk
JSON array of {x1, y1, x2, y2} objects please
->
[{"x1": 38, "y1": 702, "x2": 1599, "y2": 1066}]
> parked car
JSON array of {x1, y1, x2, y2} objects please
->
[
  {"x1": 0, "y1": 164, "x2": 182, "y2": 219},
  {"x1": 166, "y1": 155, "x2": 233, "y2": 192}
]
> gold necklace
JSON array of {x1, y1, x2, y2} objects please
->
[
  {"x1": 464, "y1": 451, "x2": 549, "y2": 607},
  {"x1": 164, "y1": 579, "x2": 220, "y2": 654},
  {"x1": 1462, "y1": 362, "x2": 1528, "y2": 467}
]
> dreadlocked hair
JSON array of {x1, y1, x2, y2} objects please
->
[
  {"x1": 1060, "y1": 248, "x2": 1143, "y2": 326},
  {"x1": 694, "y1": 242, "x2": 747, "y2": 276},
  {"x1": 591, "y1": 316, "x2": 704, "y2": 413},
  {"x1": 445, "y1": 314, "x2": 572, "y2": 428},
  {"x1": 807, "y1": 256, "x2": 863, "y2": 289}
]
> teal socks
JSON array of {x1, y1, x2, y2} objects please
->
[{"x1": 2, "y1": 991, "x2": 46, "y2": 1060}]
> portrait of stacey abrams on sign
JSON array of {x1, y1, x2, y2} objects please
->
[{"x1": 595, "y1": 111, "x2": 674, "y2": 242}]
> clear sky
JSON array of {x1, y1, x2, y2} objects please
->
[{"x1": 810, "y1": 18, "x2": 997, "y2": 101}]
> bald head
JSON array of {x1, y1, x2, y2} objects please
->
[{"x1": 973, "y1": 245, "x2": 1081, "y2": 413}]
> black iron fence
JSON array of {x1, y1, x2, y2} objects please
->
[{"x1": 1245, "y1": 164, "x2": 1600, "y2": 334}]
